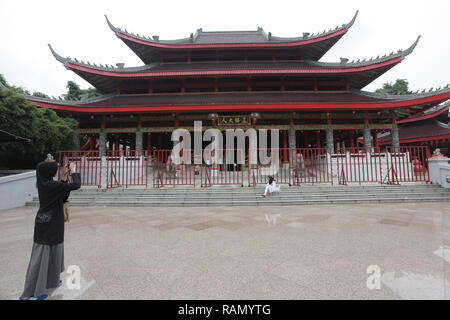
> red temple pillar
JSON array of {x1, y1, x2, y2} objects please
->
[
  {"x1": 131, "y1": 133, "x2": 136, "y2": 150},
  {"x1": 108, "y1": 134, "x2": 113, "y2": 151},
  {"x1": 303, "y1": 132, "x2": 309, "y2": 148},
  {"x1": 214, "y1": 78, "x2": 219, "y2": 93},
  {"x1": 349, "y1": 130, "x2": 355, "y2": 149},
  {"x1": 158, "y1": 133, "x2": 163, "y2": 149},
  {"x1": 115, "y1": 134, "x2": 120, "y2": 151},
  {"x1": 316, "y1": 130, "x2": 321, "y2": 148},
  {"x1": 147, "y1": 132, "x2": 152, "y2": 155},
  {"x1": 282, "y1": 130, "x2": 288, "y2": 163},
  {"x1": 374, "y1": 131, "x2": 379, "y2": 151}
]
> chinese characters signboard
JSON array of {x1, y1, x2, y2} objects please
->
[{"x1": 218, "y1": 115, "x2": 250, "y2": 126}]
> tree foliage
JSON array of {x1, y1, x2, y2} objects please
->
[
  {"x1": 375, "y1": 79, "x2": 411, "y2": 95},
  {"x1": 376, "y1": 79, "x2": 424, "y2": 119},
  {"x1": 64, "y1": 81, "x2": 101, "y2": 100},
  {"x1": 0, "y1": 74, "x2": 77, "y2": 168}
]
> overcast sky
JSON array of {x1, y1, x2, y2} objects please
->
[{"x1": 1, "y1": 0, "x2": 449, "y2": 97}]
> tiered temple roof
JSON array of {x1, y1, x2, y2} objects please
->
[
  {"x1": 48, "y1": 36, "x2": 420, "y2": 93},
  {"x1": 20, "y1": 88, "x2": 450, "y2": 114},
  {"x1": 16, "y1": 12, "x2": 449, "y2": 121},
  {"x1": 104, "y1": 12, "x2": 359, "y2": 63}
]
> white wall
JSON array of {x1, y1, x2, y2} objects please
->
[{"x1": 0, "y1": 171, "x2": 37, "y2": 210}]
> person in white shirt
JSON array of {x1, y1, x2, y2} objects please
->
[{"x1": 262, "y1": 176, "x2": 280, "y2": 197}]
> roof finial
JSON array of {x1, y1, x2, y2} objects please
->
[
  {"x1": 346, "y1": 10, "x2": 359, "y2": 28},
  {"x1": 48, "y1": 44, "x2": 67, "y2": 64},
  {"x1": 105, "y1": 15, "x2": 118, "y2": 33},
  {"x1": 402, "y1": 35, "x2": 421, "y2": 57}
]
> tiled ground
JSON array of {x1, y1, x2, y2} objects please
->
[{"x1": 0, "y1": 203, "x2": 449, "y2": 300}]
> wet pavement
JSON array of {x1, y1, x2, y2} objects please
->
[{"x1": 0, "y1": 203, "x2": 449, "y2": 300}]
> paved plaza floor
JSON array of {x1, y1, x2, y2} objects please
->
[{"x1": 0, "y1": 202, "x2": 449, "y2": 300}]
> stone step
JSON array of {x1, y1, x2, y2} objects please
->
[
  {"x1": 26, "y1": 196, "x2": 450, "y2": 207},
  {"x1": 25, "y1": 185, "x2": 450, "y2": 207},
  {"x1": 32, "y1": 189, "x2": 449, "y2": 200},
  {"x1": 70, "y1": 186, "x2": 444, "y2": 194},
  {"x1": 30, "y1": 189, "x2": 450, "y2": 200}
]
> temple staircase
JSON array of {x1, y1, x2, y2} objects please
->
[{"x1": 26, "y1": 184, "x2": 450, "y2": 207}]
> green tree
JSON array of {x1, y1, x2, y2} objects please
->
[
  {"x1": 32, "y1": 91, "x2": 49, "y2": 98},
  {"x1": 64, "y1": 80, "x2": 101, "y2": 100},
  {"x1": 376, "y1": 79, "x2": 424, "y2": 119},
  {"x1": 376, "y1": 79, "x2": 411, "y2": 95},
  {"x1": 0, "y1": 75, "x2": 77, "y2": 168}
]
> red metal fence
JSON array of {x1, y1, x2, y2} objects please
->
[
  {"x1": 59, "y1": 145, "x2": 431, "y2": 188},
  {"x1": 106, "y1": 150, "x2": 148, "y2": 188},
  {"x1": 384, "y1": 146, "x2": 430, "y2": 184},
  {"x1": 291, "y1": 148, "x2": 331, "y2": 185},
  {"x1": 248, "y1": 148, "x2": 331, "y2": 186},
  {"x1": 201, "y1": 149, "x2": 244, "y2": 187},
  {"x1": 58, "y1": 151, "x2": 102, "y2": 187},
  {"x1": 153, "y1": 149, "x2": 196, "y2": 188},
  {"x1": 334, "y1": 147, "x2": 384, "y2": 185}
]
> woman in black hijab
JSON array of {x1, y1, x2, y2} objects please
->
[{"x1": 20, "y1": 160, "x2": 81, "y2": 300}]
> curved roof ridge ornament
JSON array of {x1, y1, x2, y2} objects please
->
[
  {"x1": 402, "y1": 35, "x2": 421, "y2": 57},
  {"x1": 105, "y1": 15, "x2": 118, "y2": 34},
  {"x1": 346, "y1": 10, "x2": 359, "y2": 29},
  {"x1": 48, "y1": 44, "x2": 68, "y2": 64}
]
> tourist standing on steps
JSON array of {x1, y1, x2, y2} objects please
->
[{"x1": 20, "y1": 160, "x2": 81, "y2": 300}]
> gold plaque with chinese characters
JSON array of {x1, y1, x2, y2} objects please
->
[{"x1": 218, "y1": 115, "x2": 250, "y2": 126}]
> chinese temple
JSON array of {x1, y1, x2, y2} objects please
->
[{"x1": 22, "y1": 11, "x2": 450, "y2": 158}]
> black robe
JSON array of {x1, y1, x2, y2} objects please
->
[{"x1": 33, "y1": 161, "x2": 81, "y2": 245}]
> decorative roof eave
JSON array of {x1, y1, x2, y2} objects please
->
[
  {"x1": 48, "y1": 35, "x2": 419, "y2": 78},
  {"x1": 48, "y1": 44, "x2": 159, "y2": 72},
  {"x1": 353, "y1": 85, "x2": 450, "y2": 101},
  {"x1": 378, "y1": 119, "x2": 450, "y2": 145},
  {"x1": 310, "y1": 35, "x2": 421, "y2": 68},
  {"x1": 398, "y1": 99, "x2": 450, "y2": 124},
  {"x1": 21, "y1": 90, "x2": 116, "y2": 106},
  {"x1": 104, "y1": 11, "x2": 358, "y2": 49},
  {"x1": 57, "y1": 55, "x2": 404, "y2": 79},
  {"x1": 24, "y1": 90, "x2": 450, "y2": 114}
]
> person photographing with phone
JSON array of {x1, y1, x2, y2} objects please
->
[{"x1": 19, "y1": 159, "x2": 81, "y2": 300}]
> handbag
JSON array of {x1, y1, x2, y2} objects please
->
[{"x1": 64, "y1": 201, "x2": 70, "y2": 222}]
